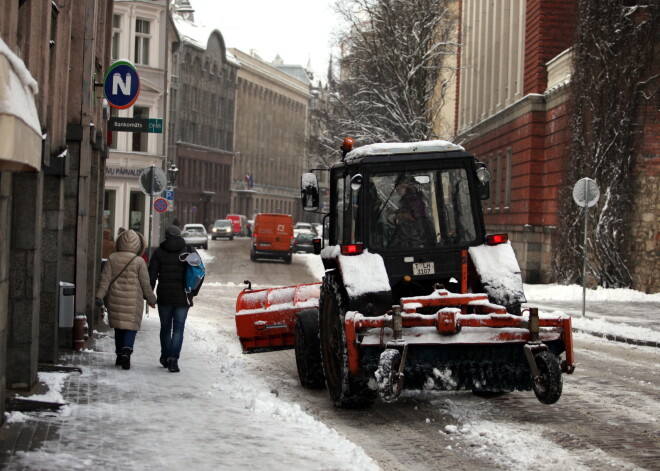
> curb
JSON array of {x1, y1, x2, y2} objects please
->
[{"x1": 574, "y1": 327, "x2": 660, "y2": 348}]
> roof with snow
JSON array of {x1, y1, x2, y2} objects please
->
[{"x1": 345, "y1": 140, "x2": 465, "y2": 162}]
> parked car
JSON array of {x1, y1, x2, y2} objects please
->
[
  {"x1": 182, "y1": 223, "x2": 208, "y2": 250},
  {"x1": 292, "y1": 232, "x2": 316, "y2": 253},
  {"x1": 211, "y1": 219, "x2": 234, "y2": 240},
  {"x1": 226, "y1": 214, "x2": 248, "y2": 236},
  {"x1": 293, "y1": 222, "x2": 316, "y2": 236},
  {"x1": 251, "y1": 213, "x2": 293, "y2": 263}
]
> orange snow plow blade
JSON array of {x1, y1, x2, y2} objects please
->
[{"x1": 235, "y1": 282, "x2": 321, "y2": 353}]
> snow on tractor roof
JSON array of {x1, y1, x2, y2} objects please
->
[{"x1": 344, "y1": 140, "x2": 465, "y2": 162}]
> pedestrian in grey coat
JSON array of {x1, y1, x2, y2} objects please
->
[{"x1": 96, "y1": 229, "x2": 157, "y2": 369}]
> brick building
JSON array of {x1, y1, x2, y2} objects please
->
[{"x1": 454, "y1": 0, "x2": 658, "y2": 292}]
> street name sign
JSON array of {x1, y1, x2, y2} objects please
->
[
  {"x1": 104, "y1": 60, "x2": 140, "y2": 110},
  {"x1": 109, "y1": 118, "x2": 163, "y2": 133}
]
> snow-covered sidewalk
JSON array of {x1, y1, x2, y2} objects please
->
[{"x1": 1, "y1": 313, "x2": 379, "y2": 471}]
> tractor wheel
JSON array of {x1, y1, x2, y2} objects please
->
[
  {"x1": 319, "y1": 273, "x2": 376, "y2": 408},
  {"x1": 294, "y1": 310, "x2": 325, "y2": 389},
  {"x1": 532, "y1": 350, "x2": 563, "y2": 405},
  {"x1": 375, "y1": 348, "x2": 402, "y2": 403}
]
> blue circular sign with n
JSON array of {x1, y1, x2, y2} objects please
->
[{"x1": 104, "y1": 60, "x2": 140, "y2": 110}]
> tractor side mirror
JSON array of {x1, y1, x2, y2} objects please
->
[
  {"x1": 301, "y1": 173, "x2": 319, "y2": 211},
  {"x1": 350, "y1": 173, "x2": 363, "y2": 191},
  {"x1": 476, "y1": 166, "x2": 491, "y2": 200}
]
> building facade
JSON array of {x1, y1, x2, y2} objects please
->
[
  {"x1": 104, "y1": 0, "x2": 173, "y2": 249},
  {"x1": 454, "y1": 0, "x2": 658, "y2": 292},
  {"x1": 168, "y1": 2, "x2": 238, "y2": 229},
  {"x1": 0, "y1": 0, "x2": 113, "y2": 421},
  {"x1": 230, "y1": 49, "x2": 311, "y2": 222}
]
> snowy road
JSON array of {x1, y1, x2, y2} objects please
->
[{"x1": 197, "y1": 238, "x2": 660, "y2": 471}]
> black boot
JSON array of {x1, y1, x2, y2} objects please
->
[
  {"x1": 159, "y1": 355, "x2": 168, "y2": 368},
  {"x1": 168, "y1": 357, "x2": 180, "y2": 373},
  {"x1": 121, "y1": 347, "x2": 133, "y2": 370},
  {"x1": 115, "y1": 354, "x2": 122, "y2": 366}
]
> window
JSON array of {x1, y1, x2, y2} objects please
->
[
  {"x1": 103, "y1": 190, "x2": 116, "y2": 235},
  {"x1": 129, "y1": 191, "x2": 145, "y2": 233},
  {"x1": 111, "y1": 14, "x2": 121, "y2": 60},
  {"x1": 134, "y1": 18, "x2": 150, "y2": 65},
  {"x1": 495, "y1": 152, "x2": 502, "y2": 210},
  {"x1": 505, "y1": 148, "x2": 512, "y2": 208},
  {"x1": 332, "y1": 173, "x2": 345, "y2": 245},
  {"x1": 132, "y1": 106, "x2": 149, "y2": 152},
  {"x1": 368, "y1": 168, "x2": 477, "y2": 251}
]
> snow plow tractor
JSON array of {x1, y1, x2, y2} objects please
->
[{"x1": 235, "y1": 138, "x2": 574, "y2": 408}]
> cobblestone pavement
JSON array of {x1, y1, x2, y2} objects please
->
[{"x1": 0, "y1": 327, "x2": 151, "y2": 470}]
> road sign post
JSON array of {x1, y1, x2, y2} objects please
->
[
  {"x1": 138, "y1": 166, "x2": 168, "y2": 263},
  {"x1": 572, "y1": 177, "x2": 600, "y2": 318}
]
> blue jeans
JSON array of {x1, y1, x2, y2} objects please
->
[
  {"x1": 115, "y1": 329, "x2": 137, "y2": 354},
  {"x1": 158, "y1": 305, "x2": 189, "y2": 359}
]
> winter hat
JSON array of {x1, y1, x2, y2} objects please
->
[
  {"x1": 165, "y1": 225, "x2": 182, "y2": 238},
  {"x1": 116, "y1": 229, "x2": 145, "y2": 255}
]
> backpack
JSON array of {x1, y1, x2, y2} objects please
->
[{"x1": 179, "y1": 250, "x2": 205, "y2": 294}]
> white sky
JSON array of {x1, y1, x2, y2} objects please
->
[{"x1": 190, "y1": 0, "x2": 339, "y2": 80}]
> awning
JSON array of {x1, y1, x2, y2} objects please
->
[{"x1": 0, "y1": 38, "x2": 41, "y2": 172}]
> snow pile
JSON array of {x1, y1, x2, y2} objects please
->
[
  {"x1": 468, "y1": 242, "x2": 525, "y2": 305},
  {"x1": 0, "y1": 37, "x2": 42, "y2": 135},
  {"x1": 525, "y1": 283, "x2": 660, "y2": 303},
  {"x1": 345, "y1": 140, "x2": 464, "y2": 161},
  {"x1": 332, "y1": 248, "x2": 391, "y2": 297}
]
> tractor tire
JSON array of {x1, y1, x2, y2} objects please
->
[
  {"x1": 532, "y1": 350, "x2": 563, "y2": 405},
  {"x1": 375, "y1": 348, "x2": 402, "y2": 403},
  {"x1": 294, "y1": 309, "x2": 325, "y2": 389},
  {"x1": 319, "y1": 273, "x2": 376, "y2": 409}
]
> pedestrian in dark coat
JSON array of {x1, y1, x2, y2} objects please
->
[
  {"x1": 148, "y1": 225, "x2": 203, "y2": 372},
  {"x1": 96, "y1": 229, "x2": 157, "y2": 369}
]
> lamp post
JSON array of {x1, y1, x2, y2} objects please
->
[
  {"x1": 168, "y1": 163, "x2": 179, "y2": 186},
  {"x1": 165, "y1": 163, "x2": 179, "y2": 229}
]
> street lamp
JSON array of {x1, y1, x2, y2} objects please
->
[{"x1": 168, "y1": 163, "x2": 179, "y2": 186}]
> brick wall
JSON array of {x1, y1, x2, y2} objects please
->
[{"x1": 524, "y1": 0, "x2": 576, "y2": 94}]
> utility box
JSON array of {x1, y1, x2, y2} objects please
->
[{"x1": 58, "y1": 282, "x2": 75, "y2": 328}]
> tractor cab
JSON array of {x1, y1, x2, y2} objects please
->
[{"x1": 302, "y1": 138, "x2": 495, "y2": 303}]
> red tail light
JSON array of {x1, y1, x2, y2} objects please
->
[
  {"x1": 486, "y1": 234, "x2": 508, "y2": 245},
  {"x1": 341, "y1": 243, "x2": 363, "y2": 255},
  {"x1": 252, "y1": 233, "x2": 257, "y2": 238}
]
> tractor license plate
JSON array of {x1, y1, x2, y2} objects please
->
[{"x1": 412, "y1": 262, "x2": 434, "y2": 275}]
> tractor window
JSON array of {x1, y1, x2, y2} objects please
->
[
  {"x1": 333, "y1": 174, "x2": 345, "y2": 245},
  {"x1": 350, "y1": 174, "x2": 360, "y2": 243},
  {"x1": 368, "y1": 168, "x2": 477, "y2": 251}
]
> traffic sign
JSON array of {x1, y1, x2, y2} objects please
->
[
  {"x1": 154, "y1": 198, "x2": 168, "y2": 213},
  {"x1": 572, "y1": 178, "x2": 600, "y2": 208},
  {"x1": 139, "y1": 166, "x2": 167, "y2": 196},
  {"x1": 163, "y1": 189, "x2": 174, "y2": 200},
  {"x1": 104, "y1": 60, "x2": 140, "y2": 110}
]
